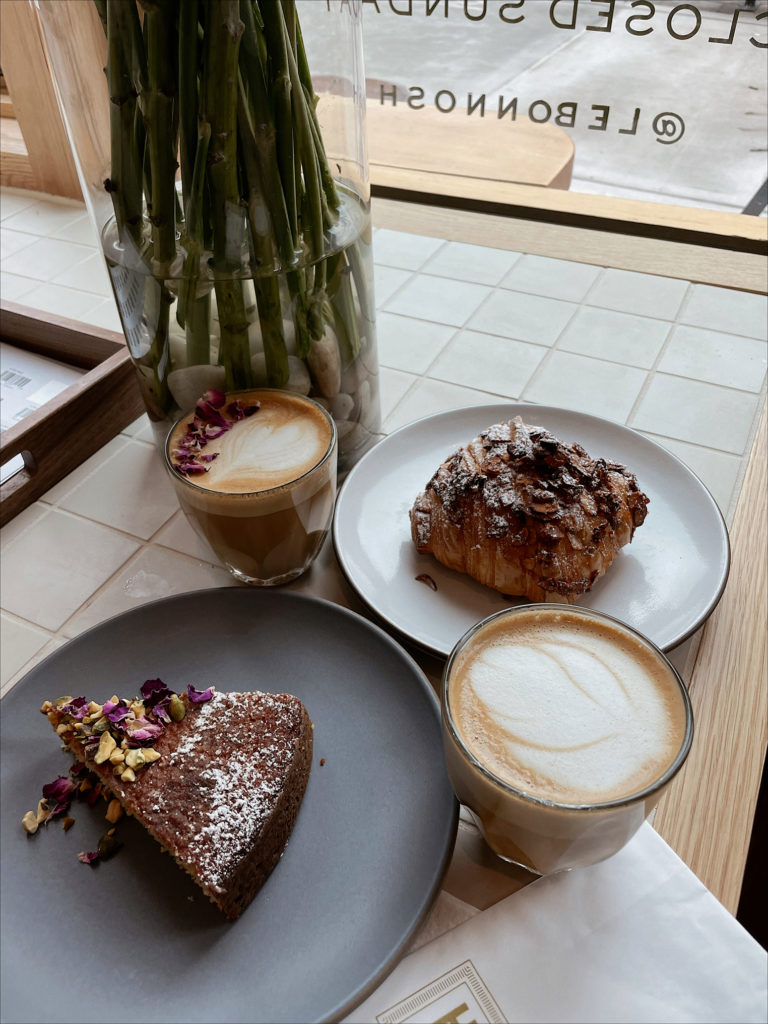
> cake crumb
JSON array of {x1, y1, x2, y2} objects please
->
[{"x1": 320, "y1": 758, "x2": 326, "y2": 766}]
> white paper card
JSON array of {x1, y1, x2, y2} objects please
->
[
  {"x1": 346, "y1": 824, "x2": 767, "y2": 1024},
  {"x1": 0, "y1": 342, "x2": 82, "y2": 434}
]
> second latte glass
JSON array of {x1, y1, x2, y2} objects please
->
[{"x1": 442, "y1": 604, "x2": 694, "y2": 875}]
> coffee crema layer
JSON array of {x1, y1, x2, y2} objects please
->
[
  {"x1": 168, "y1": 390, "x2": 332, "y2": 494},
  {"x1": 449, "y1": 608, "x2": 687, "y2": 805}
]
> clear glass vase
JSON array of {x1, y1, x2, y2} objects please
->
[{"x1": 37, "y1": 0, "x2": 380, "y2": 473}]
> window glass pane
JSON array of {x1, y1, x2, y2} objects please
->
[{"x1": 301, "y1": 0, "x2": 767, "y2": 217}]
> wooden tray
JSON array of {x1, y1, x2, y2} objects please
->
[{"x1": 0, "y1": 302, "x2": 144, "y2": 527}]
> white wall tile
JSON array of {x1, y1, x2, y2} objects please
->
[
  {"x1": 1, "y1": 636, "x2": 66, "y2": 698},
  {"x1": 2, "y1": 236, "x2": 94, "y2": 282},
  {"x1": 2, "y1": 198, "x2": 86, "y2": 237},
  {"x1": 1, "y1": 227, "x2": 38, "y2": 259},
  {"x1": 373, "y1": 228, "x2": 445, "y2": 270},
  {"x1": 0, "y1": 509, "x2": 140, "y2": 631},
  {"x1": 154, "y1": 509, "x2": 217, "y2": 562},
  {"x1": 421, "y1": 241, "x2": 521, "y2": 285},
  {"x1": 52, "y1": 251, "x2": 112, "y2": 296},
  {"x1": 52, "y1": 440, "x2": 179, "y2": 540},
  {"x1": 0, "y1": 271, "x2": 38, "y2": 303},
  {"x1": 0, "y1": 501, "x2": 48, "y2": 554},
  {"x1": 585, "y1": 268, "x2": 689, "y2": 320},
  {"x1": 523, "y1": 351, "x2": 647, "y2": 423},
  {"x1": 659, "y1": 324, "x2": 767, "y2": 392},
  {"x1": 61, "y1": 545, "x2": 234, "y2": 638},
  {"x1": 384, "y1": 273, "x2": 492, "y2": 327},
  {"x1": 40, "y1": 436, "x2": 129, "y2": 505},
  {"x1": 680, "y1": 284, "x2": 768, "y2": 339},
  {"x1": 121, "y1": 414, "x2": 154, "y2": 440},
  {"x1": 377, "y1": 312, "x2": 456, "y2": 373},
  {"x1": 639, "y1": 433, "x2": 742, "y2": 518},
  {"x1": 379, "y1": 366, "x2": 418, "y2": 420},
  {"x1": 11, "y1": 281, "x2": 103, "y2": 321},
  {"x1": 558, "y1": 306, "x2": 671, "y2": 368},
  {"x1": 383, "y1": 377, "x2": 506, "y2": 434},
  {"x1": 501, "y1": 255, "x2": 601, "y2": 302},
  {"x1": 0, "y1": 613, "x2": 51, "y2": 688},
  {"x1": 374, "y1": 264, "x2": 412, "y2": 307},
  {"x1": 0, "y1": 190, "x2": 38, "y2": 221},
  {"x1": 467, "y1": 289, "x2": 577, "y2": 345},
  {"x1": 50, "y1": 213, "x2": 99, "y2": 247},
  {"x1": 430, "y1": 330, "x2": 546, "y2": 398},
  {"x1": 80, "y1": 298, "x2": 123, "y2": 333},
  {"x1": 631, "y1": 375, "x2": 760, "y2": 454}
]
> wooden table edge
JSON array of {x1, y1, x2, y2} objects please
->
[{"x1": 653, "y1": 399, "x2": 768, "y2": 915}]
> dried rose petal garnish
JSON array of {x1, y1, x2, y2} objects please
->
[
  {"x1": 42, "y1": 776, "x2": 76, "y2": 817},
  {"x1": 187, "y1": 684, "x2": 214, "y2": 703},
  {"x1": 32, "y1": 680, "x2": 216, "y2": 861},
  {"x1": 171, "y1": 389, "x2": 260, "y2": 476}
]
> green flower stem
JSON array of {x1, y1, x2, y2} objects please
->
[
  {"x1": 237, "y1": 0, "x2": 294, "y2": 269},
  {"x1": 181, "y1": 121, "x2": 212, "y2": 365},
  {"x1": 237, "y1": 75, "x2": 289, "y2": 386},
  {"x1": 202, "y1": 0, "x2": 252, "y2": 390},
  {"x1": 141, "y1": 0, "x2": 179, "y2": 267},
  {"x1": 296, "y1": 17, "x2": 340, "y2": 218},
  {"x1": 178, "y1": 0, "x2": 200, "y2": 212},
  {"x1": 258, "y1": 0, "x2": 297, "y2": 247},
  {"x1": 104, "y1": 0, "x2": 144, "y2": 251}
]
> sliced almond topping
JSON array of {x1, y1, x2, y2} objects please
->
[
  {"x1": 22, "y1": 811, "x2": 39, "y2": 834},
  {"x1": 105, "y1": 799, "x2": 124, "y2": 823}
]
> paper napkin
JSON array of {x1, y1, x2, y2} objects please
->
[{"x1": 345, "y1": 823, "x2": 767, "y2": 1024}]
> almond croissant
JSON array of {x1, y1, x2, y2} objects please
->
[{"x1": 410, "y1": 417, "x2": 649, "y2": 602}]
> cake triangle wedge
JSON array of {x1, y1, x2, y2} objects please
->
[{"x1": 42, "y1": 685, "x2": 313, "y2": 919}]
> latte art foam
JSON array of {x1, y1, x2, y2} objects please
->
[
  {"x1": 169, "y1": 391, "x2": 332, "y2": 493},
  {"x1": 450, "y1": 610, "x2": 687, "y2": 805}
]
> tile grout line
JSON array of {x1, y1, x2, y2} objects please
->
[{"x1": 515, "y1": 266, "x2": 608, "y2": 405}]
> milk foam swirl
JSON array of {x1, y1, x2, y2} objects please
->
[
  {"x1": 171, "y1": 392, "x2": 331, "y2": 494},
  {"x1": 208, "y1": 410, "x2": 327, "y2": 490},
  {"x1": 452, "y1": 613, "x2": 685, "y2": 804}
]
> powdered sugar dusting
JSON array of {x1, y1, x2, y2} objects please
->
[{"x1": 132, "y1": 690, "x2": 306, "y2": 891}]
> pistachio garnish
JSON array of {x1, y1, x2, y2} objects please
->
[
  {"x1": 124, "y1": 749, "x2": 146, "y2": 770},
  {"x1": 168, "y1": 695, "x2": 186, "y2": 722},
  {"x1": 91, "y1": 716, "x2": 110, "y2": 734},
  {"x1": 97, "y1": 829, "x2": 121, "y2": 859},
  {"x1": 94, "y1": 731, "x2": 116, "y2": 764}
]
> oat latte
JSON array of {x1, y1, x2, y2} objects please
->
[
  {"x1": 165, "y1": 389, "x2": 336, "y2": 585},
  {"x1": 443, "y1": 606, "x2": 692, "y2": 873}
]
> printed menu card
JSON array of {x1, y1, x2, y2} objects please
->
[{"x1": 346, "y1": 823, "x2": 766, "y2": 1024}]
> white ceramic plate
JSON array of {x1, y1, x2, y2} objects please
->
[{"x1": 333, "y1": 404, "x2": 730, "y2": 657}]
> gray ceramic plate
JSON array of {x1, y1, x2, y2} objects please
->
[{"x1": 0, "y1": 590, "x2": 458, "y2": 1024}]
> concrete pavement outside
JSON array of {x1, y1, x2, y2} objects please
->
[{"x1": 302, "y1": 0, "x2": 768, "y2": 214}]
